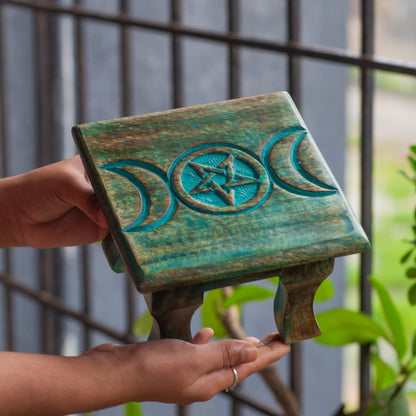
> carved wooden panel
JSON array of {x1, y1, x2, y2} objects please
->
[{"x1": 73, "y1": 92, "x2": 369, "y2": 342}]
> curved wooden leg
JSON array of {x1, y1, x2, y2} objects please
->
[
  {"x1": 274, "y1": 258, "x2": 334, "y2": 343},
  {"x1": 145, "y1": 286, "x2": 204, "y2": 342}
]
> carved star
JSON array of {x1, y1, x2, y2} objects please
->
[{"x1": 188, "y1": 154, "x2": 261, "y2": 206}]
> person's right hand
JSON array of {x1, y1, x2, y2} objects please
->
[{"x1": 0, "y1": 156, "x2": 108, "y2": 248}]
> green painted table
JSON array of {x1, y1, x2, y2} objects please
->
[{"x1": 73, "y1": 92, "x2": 369, "y2": 343}]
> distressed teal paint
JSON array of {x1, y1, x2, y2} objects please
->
[
  {"x1": 99, "y1": 160, "x2": 177, "y2": 233},
  {"x1": 261, "y1": 126, "x2": 337, "y2": 197},
  {"x1": 170, "y1": 143, "x2": 271, "y2": 215},
  {"x1": 290, "y1": 133, "x2": 337, "y2": 193},
  {"x1": 73, "y1": 92, "x2": 370, "y2": 343}
]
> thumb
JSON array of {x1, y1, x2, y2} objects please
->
[{"x1": 199, "y1": 339, "x2": 258, "y2": 372}]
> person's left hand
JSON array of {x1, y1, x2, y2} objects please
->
[
  {"x1": 81, "y1": 328, "x2": 290, "y2": 407},
  {"x1": 0, "y1": 156, "x2": 109, "y2": 248}
]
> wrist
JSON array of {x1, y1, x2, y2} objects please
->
[
  {"x1": 77, "y1": 345, "x2": 132, "y2": 409},
  {"x1": 0, "y1": 351, "x2": 124, "y2": 416}
]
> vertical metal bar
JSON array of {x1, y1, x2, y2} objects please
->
[
  {"x1": 170, "y1": 0, "x2": 183, "y2": 108},
  {"x1": 287, "y1": 0, "x2": 303, "y2": 407},
  {"x1": 171, "y1": 4, "x2": 186, "y2": 413},
  {"x1": 359, "y1": 0, "x2": 374, "y2": 405},
  {"x1": 231, "y1": 390, "x2": 241, "y2": 416},
  {"x1": 81, "y1": 247, "x2": 92, "y2": 350},
  {"x1": 74, "y1": 0, "x2": 92, "y2": 351},
  {"x1": 227, "y1": 0, "x2": 240, "y2": 100},
  {"x1": 33, "y1": 7, "x2": 48, "y2": 353},
  {"x1": 0, "y1": 6, "x2": 7, "y2": 175},
  {"x1": 228, "y1": 1, "x2": 242, "y2": 414},
  {"x1": 176, "y1": 406, "x2": 188, "y2": 416},
  {"x1": 0, "y1": 2, "x2": 14, "y2": 351},
  {"x1": 287, "y1": 0, "x2": 302, "y2": 105},
  {"x1": 120, "y1": 0, "x2": 132, "y2": 117},
  {"x1": 33, "y1": 8, "x2": 49, "y2": 166},
  {"x1": 33, "y1": 5, "x2": 63, "y2": 355},
  {"x1": 74, "y1": 0, "x2": 86, "y2": 124},
  {"x1": 119, "y1": 0, "x2": 136, "y2": 338}
]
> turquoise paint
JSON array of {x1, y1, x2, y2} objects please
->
[
  {"x1": 261, "y1": 126, "x2": 338, "y2": 197},
  {"x1": 172, "y1": 144, "x2": 271, "y2": 215},
  {"x1": 290, "y1": 133, "x2": 337, "y2": 193},
  {"x1": 98, "y1": 126, "x2": 340, "y2": 233},
  {"x1": 99, "y1": 160, "x2": 177, "y2": 233}
]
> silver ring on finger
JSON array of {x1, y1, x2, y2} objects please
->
[{"x1": 225, "y1": 366, "x2": 238, "y2": 392}]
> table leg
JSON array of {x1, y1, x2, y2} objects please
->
[
  {"x1": 274, "y1": 258, "x2": 334, "y2": 343},
  {"x1": 145, "y1": 286, "x2": 204, "y2": 342}
]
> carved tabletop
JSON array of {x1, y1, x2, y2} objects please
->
[{"x1": 73, "y1": 92, "x2": 370, "y2": 343}]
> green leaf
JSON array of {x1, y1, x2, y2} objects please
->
[
  {"x1": 410, "y1": 145, "x2": 416, "y2": 155},
  {"x1": 412, "y1": 330, "x2": 416, "y2": 357},
  {"x1": 400, "y1": 248, "x2": 414, "y2": 264},
  {"x1": 268, "y1": 276, "x2": 280, "y2": 286},
  {"x1": 315, "y1": 308, "x2": 389, "y2": 346},
  {"x1": 398, "y1": 169, "x2": 411, "y2": 182},
  {"x1": 406, "y1": 268, "x2": 416, "y2": 278},
  {"x1": 370, "y1": 278, "x2": 407, "y2": 359},
  {"x1": 124, "y1": 402, "x2": 145, "y2": 416},
  {"x1": 409, "y1": 331, "x2": 416, "y2": 369},
  {"x1": 133, "y1": 310, "x2": 153, "y2": 337},
  {"x1": 370, "y1": 353, "x2": 397, "y2": 392},
  {"x1": 222, "y1": 285, "x2": 274, "y2": 309},
  {"x1": 201, "y1": 289, "x2": 228, "y2": 338},
  {"x1": 314, "y1": 278, "x2": 335, "y2": 303},
  {"x1": 364, "y1": 383, "x2": 409, "y2": 416},
  {"x1": 408, "y1": 283, "x2": 416, "y2": 305},
  {"x1": 408, "y1": 155, "x2": 416, "y2": 173}
]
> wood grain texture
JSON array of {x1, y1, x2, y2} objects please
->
[
  {"x1": 145, "y1": 287, "x2": 204, "y2": 342},
  {"x1": 72, "y1": 91, "x2": 370, "y2": 342},
  {"x1": 274, "y1": 259, "x2": 335, "y2": 343}
]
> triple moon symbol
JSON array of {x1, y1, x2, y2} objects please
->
[
  {"x1": 169, "y1": 144, "x2": 271, "y2": 215},
  {"x1": 99, "y1": 160, "x2": 177, "y2": 233},
  {"x1": 261, "y1": 126, "x2": 337, "y2": 197},
  {"x1": 99, "y1": 126, "x2": 337, "y2": 233}
]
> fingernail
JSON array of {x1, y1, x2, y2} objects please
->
[
  {"x1": 241, "y1": 344, "x2": 258, "y2": 362},
  {"x1": 97, "y1": 209, "x2": 107, "y2": 226}
]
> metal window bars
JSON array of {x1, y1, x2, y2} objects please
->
[{"x1": 1, "y1": 0, "x2": 416, "y2": 415}]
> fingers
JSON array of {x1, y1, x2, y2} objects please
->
[
  {"x1": 61, "y1": 156, "x2": 108, "y2": 229},
  {"x1": 193, "y1": 333, "x2": 289, "y2": 396},
  {"x1": 197, "y1": 338, "x2": 258, "y2": 374},
  {"x1": 233, "y1": 333, "x2": 290, "y2": 382},
  {"x1": 192, "y1": 328, "x2": 214, "y2": 345},
  {"x1": 197, "y1": 333, "x2": 288, "y2": 373},
  {"x1": 68, "y1": 157, "x2": 104, "y2": 222},
  {"x1": 243, "y1": 336, "x2": 260, "y2": 344}
]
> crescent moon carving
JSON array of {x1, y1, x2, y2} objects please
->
[
  {"x1": 99, "y1": 160, "x2": 177, "y2": 232},
  {"x1": 261, "y1": 126, "x2": 337, "y2": 197}
]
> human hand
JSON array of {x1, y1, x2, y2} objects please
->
[
  {"x1": 81, "y1": 329, "x2": 290, "y2": 406},
  {"x1": 0, "y1": 155, "x2": 108, "y2": 248},
  {"x1": 0, "y1": 329, "x2": 289, "y2": 415}
]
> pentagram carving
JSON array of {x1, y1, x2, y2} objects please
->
[
  {"x1": 187, "y1": 154, "x2": 263, "y2": 206},
  {"x1": 170, "y1": 144, "x2": 271, "y2": 215}
]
